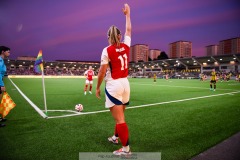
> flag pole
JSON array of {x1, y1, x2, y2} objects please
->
[
  {"x1": 41, "y1": 67, "x2": 47, "y2": 115},
  {"x1": 34, "y1": 50, "x2": 47, "y2": 116}
]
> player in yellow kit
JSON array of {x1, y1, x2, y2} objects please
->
[
  {"x1": 210, "y1": 69, "x2": 217, "y2": 91},
  {"x1": 153, "y1": 73, "x2": 157, "y2": 83}
]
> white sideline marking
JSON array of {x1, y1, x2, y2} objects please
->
[
  {"x1": 9, "y1": 78, "x2": 48, "y2": 119},
  {"x1": 131, "y1": 83, "x2": 238, "y2": 91},
  {"x1": 47, "y1": 91, "x2": 240, "y2": 119},
  {"x1": 228, "y1": 84, "x2": 240, "y2": 86},
  {"x1": 126, "y1": 91, "x2": 240, "y2": 109}
]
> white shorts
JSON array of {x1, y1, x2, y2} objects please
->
[
  {"x1": 105, "y1": 78, "x2": 130, "y2": 108},
  {"x1": 85, "y1": 79, "x2": 93, "y2": 84}
]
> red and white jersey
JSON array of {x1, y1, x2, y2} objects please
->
[
  {"x1": 101, "y1": 36, "x2": 131, "y2": 81},
  {"x1": 84, "y1": 70, "x2": 94, "y2": 81}
]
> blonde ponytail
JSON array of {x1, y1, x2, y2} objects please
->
[{"x1": 107, "y1": 25, "x2": 121, "y2": 47}]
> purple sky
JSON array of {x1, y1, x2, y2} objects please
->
[{"x1": 1, "y1": 0, "x2": 240, "y2": 61}]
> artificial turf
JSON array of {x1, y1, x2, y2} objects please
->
[{"x1": 1, "y1": 77, "x2": 240, "y2": 160}]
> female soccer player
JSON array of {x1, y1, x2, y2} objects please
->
[
  {"x1": 153, "y1": 73, "x2": 157, "y2": 83},
  {"x1": 166, "y1": 73, "x2": 169, "y2": 80},
  {"x1": 84, "y1": 66, "x2": 94, "y2": 95},
  {"x1": 96, "y1": 4, "x2": 131, "y2": 156},
  {"x1": 210, "y1": 69, "x2": 217, "y2": 91}
]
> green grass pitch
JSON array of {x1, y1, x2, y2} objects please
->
[{"x1": 1, "y1": 77, "x2": 240, "y2": 160}]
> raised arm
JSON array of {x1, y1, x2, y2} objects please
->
[{"x1": 122, "y1": 4, "x2": 131, "y2": 38}]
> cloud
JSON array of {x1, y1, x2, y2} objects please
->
[{"x1": 134, "y1": 8, "x2": 240, "y2": 33}]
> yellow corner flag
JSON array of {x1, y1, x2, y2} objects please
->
[{"x1": 0, "y1": 92, "x2": 16, "y2": 118}]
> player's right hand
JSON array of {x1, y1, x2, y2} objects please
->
[{"x1": 96, "y1": 88, "x2": 101, "y2": 99}]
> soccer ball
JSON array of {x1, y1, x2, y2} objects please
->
[{"x1": 75, "y1": 104, "x2": 83, "y2": 112}]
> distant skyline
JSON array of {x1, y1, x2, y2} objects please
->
[{"x1": 1, "y1": 0, "x2": 240, "y2": 61}]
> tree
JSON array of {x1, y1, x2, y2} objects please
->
[
  {"x1": 157, "y1": 51, "x2": 169, "y2": 60},
  {"x1": 148, "y1": 57, "x2": 152, "y2": 61}
]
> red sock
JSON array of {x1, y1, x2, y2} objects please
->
[
  {"x1": 84, "y1": 85, "x2": 88, "y2": 91},
  {"x1": 116, "y1": 123, "x2": 129, "y2": 146},
  {"x1": 114, "y1": 124, "x2": 118, "y2": 137},
  {"x1": 90, "y1": 85, "x2": 92, "y2": 91}
]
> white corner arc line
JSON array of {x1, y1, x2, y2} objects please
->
[
  {"x1": 47, "y1": 90, "x2": 240, "y2": 119},
  {"x1": 9, "y1": 78, "x2": 48, "y2": 119},
  {"x1": 45, "y1": 110, "x2": 78, "y2": 113},
  {"x1": 47, "y1": 110, "x2": 110, "y2": 119}
]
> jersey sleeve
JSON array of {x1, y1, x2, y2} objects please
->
[
  {"x1": 123, "y1": 36, "x2": 131, "y2": 47},
  {"x1": 101, "y1": 47, "x2": 109, "y2": 65},
  {"x1": 0, "y1": 59, "x2": 4, "y2": 86}
]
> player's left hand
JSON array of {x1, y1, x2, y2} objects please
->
[
  {"x1": 122, "y1": 3, "x2": 130, "y2": 15},
  {"x1": 1, "y1": 86, "x2": 6, "y2": 92},
  {"x1": 96, "y1": 88, "x2": 101, "y2": 99}
]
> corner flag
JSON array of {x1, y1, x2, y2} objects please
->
[
  {"x1": 33, "y1": 50, "x2": 48, "y2": 114},
  {"x1": 34, "y1": 50, "x2": 43, "y2": 73},
  {"x1": 0, "y1": 92, "x2": 16, "y2": 118}
]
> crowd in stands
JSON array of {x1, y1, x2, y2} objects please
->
[
  {"x1": 129, "y1": 70, "x2": 200, "y2": 79},
  {"x1": 200, "y1": 71, "x2": 239, "y2": 81},
  {"x1": 7, "y1": 67, "x2": 239, "y2": 81},
  {"x1": 129, "y1": 70, "x2": 239, "y2": 81},
  {"x1": 7, "y1": 67, "x2": 88, "y2": 76}
]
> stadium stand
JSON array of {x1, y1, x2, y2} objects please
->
[{"x1": 5, "y1": 54, "x2": 240, "y2": 79}]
